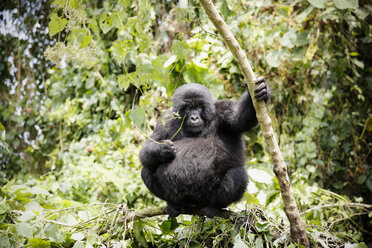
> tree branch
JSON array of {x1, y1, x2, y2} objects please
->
[
  {"x1": 301, "y1": 202, "x2": 372, "y2": 215},
  {"x1": 118, "y1": 206, "x2": 235, "y2": 223},
  {"x1": 198, "y1": 0, "x2": 310, "y2": 246}
]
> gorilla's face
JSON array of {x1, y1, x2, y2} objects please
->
[
  {"x1": 183, "y1": 106, "x2": 204, "y2": 135},
  {"x1": 172, "y1": 83, "x2": 216, "y2": 137}
]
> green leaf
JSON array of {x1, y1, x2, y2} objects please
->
[
  {"x1": 318, "y1": 7, "x2": 338, "y2": 20},
  {"x1": 111, "y1": 12, "x2": 122, "y2": 28},
  {"x1": 295, "y1": 6, "x2": 314, "y2": 23},
  {"x1": 99, "y1": 13, "x2": 112, "y2": 34},
  {"x1": 172, "y1": 40, "x2": 189, "y2": 60},
  {"x1": 159, "y1": 220, "x2": 171, "y2": 233},
  {"x1": 139, "y1": 33, "x2": 151, "y2": 52},
  {"x1": 118, "y1": 75, "x2": 130, "y2": 90},
  {"x1": 277, "y1": 5, "x2": 292, "y2": 18},
  {"x1": 18, "y1": 210, "x2": 36, "y2": 222},
  {"x1": 290, "y1": 47, "x2": 306, "y2": 61},
  {"x1": 48, "y1": 13, "x2": 67, "y2": 37},
  {"x1": 137, "y1": 53, "x2": 153, "y2": 84},
  {"x1": 59, "y1": 214, "x2": 78, "y2": 226},
  {"x1": 29, "y1": 186, "x2": 49, "y2": 195},
  {"x1": 45, "y1": 223, "x2": 65, "y2": 243},
  {"x1": 15, "y1": 223, "x2": 33, "y2": 238},
  {"x1": 355, "y1": 8, "x2": 370, "y2": 20},
  {"x1": 0, "y1": 204, "x2": 10, "y2": 214},
  {"x1": 0, "y1": 237, "x2": 10, "y2": 248},
  {"x1": 118, "y1": 0, "x2": 131, "y2": 8},
  {"x1": 110, "y1": 40, "x2": 131, "y2": 65},
  {"x1": 357, "y1": 175, "x2": 366, "y2": 184},
  {"x1": 333, "y1": 0, "x2": 358, "y2": 9},
  {"x1": 118, "y1": 72, "x2": 138, "y2": 90},
  {"x1": 71, "y1": 232, "x2": 85, "y2": 241},
  {"x1": 255, "y1": 222, "x2": 270, "y2": 232},
  {"x1": 220, "y1": 0, "x2": 234, "y2": 17},
  {"x1": 366, "y1": 116, "x2": 372, "y2": 132},
  {"x1": 295, "y1": 32, "x2": 309, "y2": 46},
  {"x1": 233, "y1": 234, "x2": 248, "y2": 248},
  {"x1": 72, "y1": 241, "x2": 85, "y2": 248},
  {"x1": 266, "y1": 49, "x2": 282, "y2": 67},
  {"x1": 159, "y1": 218, "x2": 179, "y2": 233},
  {"x1": 129, "y1": 107, "x2": 145, "y2": 129},
  {"x1": 242, "y1": 193, "x2": 260, "y2": 205},
  {"x1": 69, "y1": 0, "x2": 78, "y2": 8},
  {"x1": 345, "y1": 243, "x2": 368, "y2": 248},
  {"x1": 353, "y1": 59, "x2": 364, "y2": 69},
  {"x1": 164, "y1": 55, "x2": 177, "y2": 68},
  {"x1": 266, "y1": 191, "x2": 280, "y2": 206},
  {"x1": 248, "y1": 169, "x2": 273, "y2": 184},
  {"x1": 77, "y1": 211, "x2": 89, "y2": 221},
  {"x1": 280, "y1": 31, "x2": 297, "y2": 48},
  {"x1": 80, "y1": 35, "x2": 92, "y2": 48},
  {"x1": 307, "y1": 0, "x2": 327, "y2": 8},
  {"x1": 88, "y1": 19, "x2": 99, "y2": 35},
  {"x1": 133, "y1": 221, "x2": 148, "y2": 248},
  {"x1": 273, "y1": 231, "x2": 289, "y2": 247},
  {"x1": 28, "y1": 238, "x2": 51, "y2": 248},
  {"x1": 366, "y1": 177, "x2": 372, "y2": 192}
]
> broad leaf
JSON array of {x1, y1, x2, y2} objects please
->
[
  {"x1": 308, "y1": 0, "x2": 327, "y2": 8},
  {"x1": 233, "y1": 234, "x2": 249, "y2": 248},
  {"x1": 280, "y1": 31, "x2": 297, "y2": 48},
  {"x1": 99, "y1": 13, "x2": 112, "y2": 34},
  {"x1": 28, "y1": 238, "x2": 51, "y2": 248},
  {"x1": 129, "y1": 107, "x2": 145, "y2": 129},
  {"x1": 172, "y1": 40, "x2": 189, "y2": 60},
  {"x1": 266, "y1": 49, "x2": 282, "y2": 67},
  {"x1": 18, "y1": 210, "x2": 36, "y2": 222},
  {"x1": 333, "y1": 0, "x2": 358, "y2": 9},
  {"x1": 48, "y1": 13, "x2": 67, "y2": 37},
  {"x1": 45, "y1": 223, "x2": 65, "y2": 243},
  {"x1": 15, "y1": 223, "x2": 33, "y2": 238}
]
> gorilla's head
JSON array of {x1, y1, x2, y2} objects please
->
[{"x1": 172, "y1": 83, "x2": 216, "y2": 137}]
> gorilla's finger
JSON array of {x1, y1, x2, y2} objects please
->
[
  {"x1": 256, "y1": 95, "x2": 267, "y2": 101},
  {"x1": 255, "y1": 76, "x2": 265, "y2": 84},
  {"x1": 255, "y1": 89, "x2": 267, "y2": 99},
  {"x1": 254, "y1": 82, "x2": 266, "y2": 92}
]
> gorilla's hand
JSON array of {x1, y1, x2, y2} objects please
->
[
  {"x1": 158, "y1": 140, "x2": 175, "y2": 162},
  {"x1": 254, "y1": 76, "x2": 271, "y2": 102}
]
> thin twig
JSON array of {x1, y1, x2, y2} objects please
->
[{"x1": 301, "y1": 203, "x2": 372, "y2": 215}]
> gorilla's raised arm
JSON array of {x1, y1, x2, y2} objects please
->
[{"x1": 215, "y1": 77, "x2": 271, "y2": 134}]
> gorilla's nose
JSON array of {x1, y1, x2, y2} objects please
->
[{"x1": 190, "y1": 115, "x2": 200, "y2": 124}]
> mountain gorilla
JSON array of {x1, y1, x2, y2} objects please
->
[{"x1": 139, "y1": 77, "x2": 271, "y2": 217}]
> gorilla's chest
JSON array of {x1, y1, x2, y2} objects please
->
[{"x1": 157, "y1": 137, "x2": 228, "y2": 188}]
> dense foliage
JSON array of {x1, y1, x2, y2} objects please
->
[{"x1": 0, "y1": 0, "x2": 371, "y2": 247}]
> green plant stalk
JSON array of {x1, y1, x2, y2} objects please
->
[{"x1": 199, "y1": 0, "x2": 310, "y2": 246}]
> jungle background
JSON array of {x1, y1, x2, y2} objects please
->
[{"x1": 0, "y1": 0, "x2": 371, "y2": 247}]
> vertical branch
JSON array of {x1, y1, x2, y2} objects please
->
[{"x1": 199, "y1": 0, "x2": 310, "y2": 246}]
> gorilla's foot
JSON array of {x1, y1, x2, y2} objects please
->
[
  {"x1": 202, "y1": 206, "x2": 221, "y2": 218},
  {"x1": 166, "y1": 203, "x2": 181, "y2": 217}
]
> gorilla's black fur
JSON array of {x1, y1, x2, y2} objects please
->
[{"x1": 139, "y1": 77, "x2": 271, "y2": 217}]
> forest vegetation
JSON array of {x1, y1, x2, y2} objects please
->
[{"x1": 0, "y1": 0, "x2": 371, "y2": 247}]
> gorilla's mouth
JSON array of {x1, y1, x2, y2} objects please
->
[
  {"x1": 186, "y1": 125, "x2": 204, "y2": 134},
  {"x1": 188, "y1": 122, "x2": 203, "y2": 127}
]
